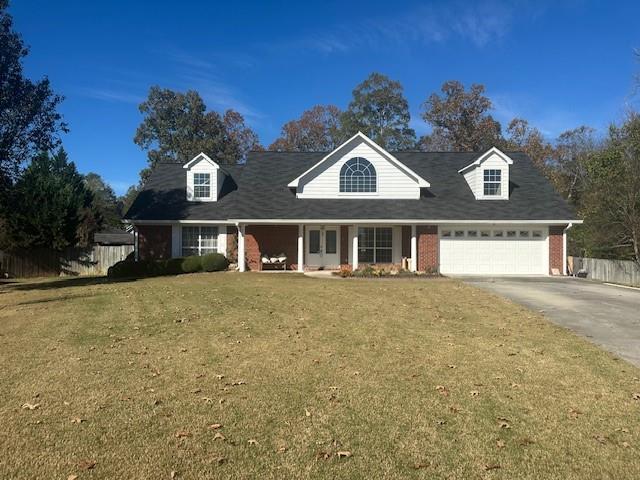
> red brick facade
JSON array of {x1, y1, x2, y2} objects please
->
[
  {"x1": 137, "y1": 225, "x2": 172, "y2": 260},
  {"x1": 245, "y1": 225, "x2": 299, "y2": 271},
  {"x1": 340, "y1": 225, "x2": 349, "y2": 265},
  {"x1": 549, "y1": 225, "x2": 565, "y2": 275},
  {"x1": 417, "y1": 225, "x2": 438, "y2": 272}
]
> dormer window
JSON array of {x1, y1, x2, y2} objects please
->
[
  {"x1": 339, "y1": 157, "x2": 376, "y2": 193},
  {"x1": 193, "y1": 173, "x2": 211, "y2": 199},
  {"x1": 483, "y1": 169, "x2": 502, "y2": 196}
]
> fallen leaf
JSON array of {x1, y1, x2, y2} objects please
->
[
  {"x1": 277, "y1": 446, "x2": 287, "y2": 453},
  {"x1": 315, "y1": 451, "x2": 331, "y2": 460},
  {"x1": 21, "y1": 403, "x2": 40, "y2": 410},
  {"x1": 78, "y1": 459, "x2": 96, "y2": 470},
  {"x1": 70, "y1": 417, "x2": 83, "y2": 424},
  {"x1": 247, "y1": 438, "x2": 258, "y2": 445},
  {"x1": 216, "y1": 374, "x2": 225, "y2": 380},
  {"x1": 214, "y1": 456, "x2": 226, "y2": 465},
  {"x1": 569, "y1": 408, "x2": 582, "y2": 419},
  {"x1": 175, "y1": 430, "x2": 190, "y2": 438},
  {"x1": 436, "y1": 419, "x2": 446, "y2": 425},
  {"x1": 67, "y1": 475, "x2": 78, "y2": 480},
  {"x1": 484, "y1": 464, "x2": 501, "y2": 471},
  {"x1": 305, "y1": 409, "x2": 312, "y2": 417},
  {"x1": 594, "y1": 434, "x2": 607, "y2": 444},
  {"x1": 435, "y1": 385, "x2": 449, "y2": 396},
  {"x1": 413, "y1": 462, "x2": 430, "y2": 469},
  {"x1": 518, "y1": 437, "x2": 535, "y2": 446},
  {"x1": 447, "y1": 364, "x2": 457, "y2": 369},
  {"x1": 498, "y1": 421, "x2": 511, "y2": 429},
  {"x1": 209, "y1": 423, "x2": 223, "y2": 430},
  {"x1": 213, "y1": 432, "x2": 226, "y2": 441},
  {"x1": 336, "y1": 451, "x2": 352, "y2": 459},
  {"x1": 622, "y1": 441, "x2": 630, "y2": 448},
  {"x1": 470, "y1": 391, "x2": 479, "y2": 397},
  {"x1": 633, "y1": 393, "x2": 640, "y2": 400},
  {"x1": 170, "y1": 471, "x2": 178, "y2": 479},
  {"x1": 496, "y1": 439, "x2": 506, "y2": 448}
]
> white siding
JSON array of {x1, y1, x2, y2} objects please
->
[
  {"x1": 298, "y1": 142, "x2": 420, "y2": 199},
  {"x1": 186, "y1": 158, "x2": 219, "y2": 202},
  {"x1": 463, "y1": 152, "x2": 510, "y2": 200}
]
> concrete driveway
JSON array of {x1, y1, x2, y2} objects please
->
[{"x1": 462, "y1": 276, "x2": 640, "y2": 367}]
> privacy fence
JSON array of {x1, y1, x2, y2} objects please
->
[
  {"x1": 569, "y1": 256, "x2": 640, "y2": 287},
  {"x1": 0, "y1": 245, "x2": 134, "y2": 278}
]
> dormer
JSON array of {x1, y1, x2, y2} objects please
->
[
  {"x1": 183, "y1": 153, "x2": 225, "y2": 202},
  {"x1": 287, "y1": 132, "x2": 430, "y2": 199},
  {"x1": 458, "y1": 147, "x2": 513, "y2": 200}
]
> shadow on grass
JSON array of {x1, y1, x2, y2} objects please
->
[{"x1": 0, "y1": 276, "x2": 137, "y2": 292}]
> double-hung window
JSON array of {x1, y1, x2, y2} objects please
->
[
  {"x1": 483, "y1": 169, "x2": 501, "y2": 196},
  {"x1": 358, "y1": 227, "x2": 393, "y2": 263},
  {"x1": 182, "y1": 226, "x2": 218, "y2": 256},
  {"x1": 193, "y1": 173, "x2": 211, "y2": 199}
]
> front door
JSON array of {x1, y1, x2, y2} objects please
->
[{"x1": 306, "y1": 227, "x2": 340, "y2": 268}]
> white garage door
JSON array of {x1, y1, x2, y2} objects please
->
[{"x1": 439, "y1": 226, "x2": 548, "y2": 275}]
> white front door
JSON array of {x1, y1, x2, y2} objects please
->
[{"x1": 306, "y1": 227, "x2": 340, "y2": 268}]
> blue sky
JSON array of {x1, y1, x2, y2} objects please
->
[{"x1": 11, "y1": 0, "x2": 640, "y2": 194}]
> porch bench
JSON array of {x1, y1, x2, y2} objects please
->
[{"x1": 261, "y1": 255, "x2": 287, "y2": 271}]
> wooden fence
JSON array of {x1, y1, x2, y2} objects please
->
[
  {"x1": 0, "y1": 245, "x2": 134, "y2": 278},
  {"x1": 569, "y1": 256, "x2": 640, "y2": 287}
]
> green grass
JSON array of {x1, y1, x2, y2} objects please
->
[{"x1": 0, "y1": 273, "x2": 639, "y2": 479}]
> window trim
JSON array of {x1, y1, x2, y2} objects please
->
[
  {"x1": 357, "y1": 226, "x2": 393, "y2": 263},
  {"x1": 483, "y1": 169, "x2": 502, "y2": 197},
  {"x1": 193, "y1": 172, "x2": 212, "y2": 199},
  {"x1": 339, "y1": 157, "x2": 377, "y2": 194},
  {"x1": 181, "y1": 225, "x2": 219, "y2": 256}
]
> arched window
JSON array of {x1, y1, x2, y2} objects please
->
[{"x1": 339, "y1": 157, "x2": 377, "y2": 193}]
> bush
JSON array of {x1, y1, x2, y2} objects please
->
[
  {"x1": 164, "y1": 257, "x2": 185, "y2": 275},
  {"x1": 201, "y1": 253, "x2": 229, "y2": 272},
  {"x1": 181, "y1": 255, "x2": 202, "y2": 273}
]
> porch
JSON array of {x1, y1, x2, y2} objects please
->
[{"x1": 235, "y1": 223, "x2": 428, "y2": 273}]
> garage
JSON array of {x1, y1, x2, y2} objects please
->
[{"x1": 439, "y1": 226, "x2": 548, "y2": 275}]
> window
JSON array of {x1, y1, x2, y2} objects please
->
[
  {"x1": 467, "y1": 230, "x2": 478, "y2": 237},
  {"x1": 483, "y1": 169, "x2": 501, "y2": 196},
  {"x1": 309, "y1": 230, "x2": 320, "y2": 254},
  {"x1": 193, "y1": 173, "x2": 211, "y2": 199},
  {"x1": 325, "y1": 230, "x2": 337, "y2": 254},
  {"x1": 454, "y1": 230, "x2": 465, "y2": 237},
  {"x1": 339, "y1": 157, "x2": 376, "y2": 193},
  {"x1": 480, "y1": 230, "x2": 491, "y2": 237},
  {"x1": 182, "y1": 226, "x2": 218, "y2": 256},
  {"x1": 358, "y1": 227, "x2": 392, "y2": 263},
  {"x1": 519, "y1": 231, "x2": 530, "y2": 238},
  {"x1": 441, "y1": 230, "x2": 452, "y2": 238},
  {"x1": 494, "y1": 231, "x2": 504, "y2": 237},
  {"x1": 532, "y1": 230, "x2": 543, "y2": 238},
  {"x1": 506, "y1": 230, "x2": 517, "y2": 238}
]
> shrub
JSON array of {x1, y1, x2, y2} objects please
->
[
  {"x1": 164, "y1": 257, "x2": 185, "y2": 275},
  {"x1": 181, "y1": 255, "x2": 202, "y2": 273},
  {"x1": 201, "y1": 253, "x2": 229, "y2": 272}
]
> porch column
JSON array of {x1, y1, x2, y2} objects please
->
[
  {"x1": 237, "y1": 223, "x2": 246, "y2": 272},
  {"x1": 410, "y1": 224, "x2": 417, "y2": 272},
  {"x1": 352, "y1": 225, "x2": 359, "y2": 270},
  {"x1": 297, "y1": 224, "x2": 304, "y2": 272}
]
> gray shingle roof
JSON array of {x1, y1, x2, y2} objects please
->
[{"x1": 124, "y1": 151, "x2": 577, "y2": 222}]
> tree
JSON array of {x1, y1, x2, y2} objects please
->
[
  {"x1": 341, "y1": 73, "x2": 416, "y2": 150},
  {"x1": 503, "y1": 118, "x2": 553, "y2": 172},
  {"x1": 420, "y1": 81, "x2": 503, "y2": 151},
  {"x1": 134, "y1": 87, "x2": 261, "y2": 180},
  {"x1": 549, "y1": 126, "x2": 597, "y2": 205},
  {"x1": 581, "y1": 114, "x2": 640, "y2": 264},
  {"x1": 269, "y1": 105, "x2": 343, "y2": 151},
  {"x1": 3, "y1": 149, "x2": 99, "y2": 250},
  {"x1": 117, "y1": 184, "x2": 140, "y2": 217},
  {"x1": 0, "y1": 0, "x2": 67, "y2": 187},
  {"x1": 84, "y1": 173, "x2": 121, "y2": 227}
]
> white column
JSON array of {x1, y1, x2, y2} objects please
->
[
  {"x1": 352, "y1": 225, "x2": 359, "y2": 270},
  {"x1": 410, "y1": 224, "x2": 417, "y2": 272},
  {"x1": 237, "y1": 224, "x2": 246, "y2": 272},
  {"x1": 297, "y1": 224, "x2": 304, "y2": 272}
]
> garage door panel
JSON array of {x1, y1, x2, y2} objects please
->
[{"x1": 440, "y1": 227, "x2": 546, "y2": 275}]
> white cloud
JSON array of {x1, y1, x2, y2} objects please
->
[{"x1": 78, "y1": 88, "x2": 144, "y2": 104}]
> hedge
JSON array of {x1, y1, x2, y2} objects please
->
[{"x1": 107, "y1": 254, "x2": 229, "y2": 279}]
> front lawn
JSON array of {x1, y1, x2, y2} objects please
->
[{"x1": 0, "y1": 273, "x2": 638, "y2": 479}]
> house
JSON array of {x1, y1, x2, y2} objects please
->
[
  {"x1": 93, "y1": 227, "x2": 135, "y2": 246},
  {"x1": 124, "y1": 132, "x2": 581, "y2": 275}
]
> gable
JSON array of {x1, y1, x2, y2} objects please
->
[
  {"x1": 459, "y1": 147, "x2": 512, "y2": 200},
  {"x1": 183, "y1": 153, "x2": 223, "y2": 202},
  {"x1": 290, "y1": 132, "x2": 429, "y2": 200}
]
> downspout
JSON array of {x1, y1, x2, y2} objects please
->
[{"x1": 563, "y1": 222, "x2": 574, "y2": 276}]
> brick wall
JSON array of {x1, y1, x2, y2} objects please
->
[
  {"x1": 137, "y1": 225, "x2": 172, "y2": 260},
  {"x1": 245, "y1": 225, "x2": 298, "y2": 271},
  {"x1": 226, "y1": 226, "x2": 238, "y2": 262},
  {"x1": 401, "y1": 226, "x2": 411, "y2": 258},
  {"x1": 417, "y1": 225, "x2": 438, "y2": 272},
  {"x1": 340, "y1": 226, "x2": 349, "y2": 265},
  {"x1": 549, "y1": 225, "x2": 565, "y2": 274}
]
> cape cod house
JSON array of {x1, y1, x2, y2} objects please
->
[{"x1": 124, "y1": 132, "x2": 580, "y2": 275}]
